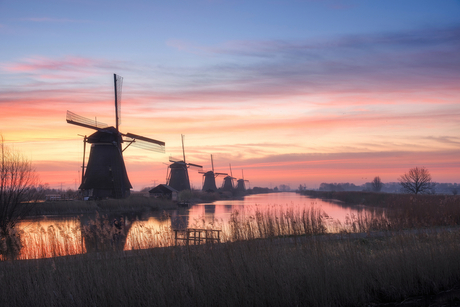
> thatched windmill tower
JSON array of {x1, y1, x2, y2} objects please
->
[
  {"x1": 199, "y1": 154, "x2": 227, "y2": 192},
  {"x1": 236, "y1": 169, "x2": 250, "y2": 192},
  {"x1": 166, "y1": 135, "x2": 202, "y2": 191},
  {"x1": 66, "y1": 74, "x2": 165, "y2": 199},
  {"x1": 221, "y1": 163, "x2": 236, "y2": 192}
]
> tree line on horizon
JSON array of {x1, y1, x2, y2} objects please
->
[{"x1": 317, "y1": 180, "x2": 458, "y2": 195}]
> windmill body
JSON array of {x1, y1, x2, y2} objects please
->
[
  {"x1": 221, "y1": 176, "x2": 235, "y2": 191},
  {"x1": 236, "y1": 179, "x2": 246, "y2": 192},
  {"x1": 81, "y1": 128, "x2": 132, "y2": 198},
  {"x1": 221, "y1": 163, "x2": 236, "y2": 192},
  {"x1": 200, "y1": 154, "x2": 227, "y2": 192},
  {"x1": 167, "y1": 161, "x2": 191, "y2": 191},
  {"x1": 202, "y1": 171, "x2": 218, "y2": 192},
  {"x1": 166, "y1": 135, "x2": 202, "y2": 192},
  {"x1": 66, "y1": 74, "x2": 165, "y2": 199},
  {"x1": 236, "y1": 169, "x2": 249, "y2": 192}
]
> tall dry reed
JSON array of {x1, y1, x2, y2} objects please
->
[{"x1": 1, "y1": 229, "x2": 460, "y2": 306}]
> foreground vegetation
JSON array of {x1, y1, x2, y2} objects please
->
[
  {"x1": 1, "y1": 229, "x2": 460, "y2": 306},
  {"x1": 2, "y1": 192, "x2": 460, "y2": 306}
]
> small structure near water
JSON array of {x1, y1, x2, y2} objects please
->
[
  {"x1": 173, "y1": 228, "x2": 221, "y2": 246},
  {"x1": 149, "y1": 184, "x2": 179, "y2": 201}
]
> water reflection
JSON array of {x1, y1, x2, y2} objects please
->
[
  {"x1": 13, "y1": 217, "x2": 86, "y2": 260},
  {"x1": 8, "y1": 192, "x2": 375, "y2": 259},
  {"x1": 124, "y1": 216, "x2": 172, "y2": 250}
]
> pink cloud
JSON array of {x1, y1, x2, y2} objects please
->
[{"x1": 5, "y1": 56, "x2": 97, "y2": 73}]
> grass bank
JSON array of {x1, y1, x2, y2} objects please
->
[
  {"x1": 1, "y1": 229, "x2": 460, "y2": 306},
  {"x1": 300, "y1": 190, "x2": 460, "y2": 229},
  {"x1": 28, "y1": 194, "x2": 177, "y2": 216}
]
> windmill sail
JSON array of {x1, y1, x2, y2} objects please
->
[
  {"x1": 114, "y1": 74, "x2": 123, "y2": 130},
  {"x1": 66, "y1": 111, "x2": 108, "y2": 130},
  {"x1": 124, "y1": 132, "x2": 165, "y2": 153}
]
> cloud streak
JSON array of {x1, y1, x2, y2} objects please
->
[{"x1": 19, "y1": 18, "x2": 90, "y2": 23}]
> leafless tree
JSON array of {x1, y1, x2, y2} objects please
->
[
  {"x1": 371, "y1": 176, "x2": 383, "y2": 192},
  {"x1": 1, "y1": 136, "x2": 42, "y2": 255},
  {"x1": 398, "y1": 167, "x2": 434, "y2": 194}
]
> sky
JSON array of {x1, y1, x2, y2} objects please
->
[{"x1": 1, "y1": 0, "x2": 459, "y2": 191}]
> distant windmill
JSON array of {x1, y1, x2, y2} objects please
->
[
  {"x1": 199, "y1": 154, "x2": 227, "y2": 192},
  {"x1": 236, "y1": 169, "x2": 250, "y2": 192},
  {"x1": 66, "y1": 74, "x2": 165, "y2": 199},
  {"x1": 166, "y1": 135, "x2": 202, "y2": 191},
  {"x1": 221, "y1": 163, "x2": 236, "y2": 192}
]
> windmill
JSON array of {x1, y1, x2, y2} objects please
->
[
  {"x1": 236, "y1": 169, "x2": 250, "y2": 192},
  {"x1": 199, "y1": 154, "x2": 227, "y2": 192},
  {"x1": 221, "y1": 163, "x2": 236, "y2": 192},
  {"x1": 166, "y1": 135, "x2": 202, "y2": 191},
  {"x1": 66, "y1": 74, "x2": 165, "y2": 199}
]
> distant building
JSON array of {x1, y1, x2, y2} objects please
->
[
  {"x1": 45, "y1": 194, "x2": 61, "y2": 201},
  {"x1": 149, "y1": 184, "x2": 179, "y2": 201}
]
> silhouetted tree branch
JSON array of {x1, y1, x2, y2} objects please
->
[
  {"x1": 1, "y1": 136, "x2": 42, "y2": 255},
  {"x1": 398, "y1": 167, "x2": 434, "y2": 194}
]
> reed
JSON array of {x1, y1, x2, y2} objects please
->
[
  {"x1": 1, "y1": 229, "x2": 460, "y2": 306},
  {"x1": 2, "y1": 195, "x2": 460, "y2": 305}
]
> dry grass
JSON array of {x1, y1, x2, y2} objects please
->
[
  {"x1": 1, "y1": 229, "x2": 460, "y2": 306},
  {"x1": 2, "y1": 194, "x2": 460, "y2": 306}
]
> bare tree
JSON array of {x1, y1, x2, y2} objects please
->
[
  {"x1": 398, "y1": 167, "x2": 434, "y2": 194},
  {"x1": 371, "y1": 176, "x2": 383, "y2": 192},
  {"x1": 1, "y1": 136, "x2": 42, "y2": 255}
]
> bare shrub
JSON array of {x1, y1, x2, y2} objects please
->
[
  {"x1": 371, "y1": 176, "x2": 383, "y2": 192},
  {"x1": 0, "y1": 136, "x2": 42, "y2": 257},
  {"x1": 399, "y1": 166, "x2": 434, "y2": 194}
]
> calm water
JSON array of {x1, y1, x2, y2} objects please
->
[{"x1": 11, "y1": 192, "x2": 373, "y2": 260}]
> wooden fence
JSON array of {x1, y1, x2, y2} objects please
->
[{"x1": 173, "y1": 228, "x2": 221, "y2": 246}]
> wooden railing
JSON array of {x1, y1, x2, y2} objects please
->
[{"x1": 173, "y1": 228, "x2": 221, "y2": 246}]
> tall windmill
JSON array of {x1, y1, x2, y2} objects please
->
[
  {"x1": 199, "y1": 154, "x2": 227, "y2": 192},
  {"x1": 221, "y1": 163, "x2": 236, "y2": 192},
  {"x1": 66, "y1": 74, "x2": 165, "y2": 199},
  {"x1": 236, "y1": 169, "x2": 250, "y2": 192},
  {"x1": 166, "y1": 135, "x2": 202, "y2": 191}
]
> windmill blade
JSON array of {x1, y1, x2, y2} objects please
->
[
  {"x1": 187, "y1": 163, "x2": 203, "y2": 169},
  {"x1": 114, "y1": 74, "x2": 123, "y2": 130},
  {"x1": 124, "y1": 132, "x2": 165, "y2": 153},
  {"x1": 215, "y1": 172, "x2": 228, "y2": 176},
  {"x1": 66, "y1": 111, "x2": 108, "y2": 130}
]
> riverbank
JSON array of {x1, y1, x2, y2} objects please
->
[
  {"x1": 27, "y1": 194, "x2": 177, "y2": 217},
  {"x1": 27, "y1": 189, "x2": 273, "y2": 217},
  {"x1": 299, "y1": 190, "x2": 460, "y2": 208}
]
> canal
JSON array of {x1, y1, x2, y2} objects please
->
[{"x1": 10, "y1": 192, "x2": 378, "y2": 259}]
